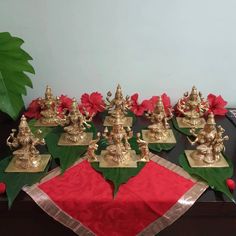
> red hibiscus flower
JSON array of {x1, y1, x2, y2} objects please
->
[
  {"x1": 80, "y1": 92, "x2": 105, "y2": 116},
  {"x1": 207, "y1": 94, "x2": 228, "y2": 116},
  {"x1": 147, "y1": 93, "x2": 172, "y2": 113},
  {"x1": 24, "y1": 98, "x2": 42, "y2": 119},
  {"x1": 130, "y1": 93, "x2": 150, "y2": 116},
  {"x1": 58, "y1": 95, "x2": 73, "y2": 114}
]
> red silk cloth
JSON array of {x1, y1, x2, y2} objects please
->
[{"x1": 38, "y1": 160, "x2": 195, "y2": 236}]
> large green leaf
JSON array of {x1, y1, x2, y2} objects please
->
[
  {"x1": 179, "y1": 153, "x2": 235, "y2": 202},
  {"x1": 91, "y1": 162, "x2": 146, "y2": 196},
  {"x1": 45, "y1": 124, "x2": 96, "y2": 172},
  {"x1": 0, "y1": 32, "x2": 35, "y2": 120},
  {"x1": 172, "y1": 117, "x2": 201, "y2": 136},
  {"x1": 28, "y1": 119, "x2": 54, "y2": 138},
  {"x1": 91, "y1": 137, "x2": 146, "y2": 195},
  {"x1": 0, "y1": 156, "x2": 50, "y2": 208}
]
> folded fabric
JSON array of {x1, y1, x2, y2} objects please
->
[{"x1": 24, "y1": 154, "x2": 207, "y2": 236}]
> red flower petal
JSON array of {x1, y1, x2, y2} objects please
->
[
  {"x1": 0, "y1": 182, "x2": 6, "y2": 194},
  {"x1": 207, "y1": 94, "x2": 228, "y2": 116},
  {"x1": 226, "y1": 179, "x2": 235, "y2": 192},
  {"x1": 24, "y1": 98, "x2": 41, "y2": 119},
  {"x1": 80, "y1": 92, "x2": 105, "y2": 116},
  {"x1": 131, "y1": 93, "x2": 138, "y2": 104},
  {"x1": 130, "y1": 93, "x2": 149, "y2": 116}
]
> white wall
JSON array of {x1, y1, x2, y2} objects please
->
[{"x1": 1, "y1": 0, "x2": 236, "y2": 106}]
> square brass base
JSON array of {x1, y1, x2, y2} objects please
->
[
  {"x1": 34, "y1": 120, "x2": 58, "y2": 127},
  {"x1": 5, "y1": 154, "x2": 51, "y2": 173},
  {"x1": 103, "y1": 116, "x2": 133, "y2": 127},
  {"x1": 185, "y1": 150, "x2": 229, "y2": 168},
  {"x1": 176, "y1": 117, "x2": 206, "y2": 128},
  {"x1": 99, "y1": 150, "x2": 138, "y2": 168},
  {"x1": 58, "y1": 132, "x2": 93, "y2": 146},
  {"x1": 142, "y1": 129, "x2": 176, "y2": 144}
]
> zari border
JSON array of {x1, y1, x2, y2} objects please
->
[
  {"x1": 23, "y1": 154, "x2": 208, "y2": 236},
  {"x1": 137, "y1": 154, "x2": 208, "y2": 236},
  {"x1": 23, "y1": 157, "x2": 95, "y2": 236}
]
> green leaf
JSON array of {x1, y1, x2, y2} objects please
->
[
  {"x1": 45, "y1": 124, "x2": 96, "y2": 173},
  {"x1": 0, "y1": 156, "x2": 50, "y2": 208},
  {"x1": 179, "y1": 153, "x2": 235, "y2": 202},
  {"x1": 91, "y1": 136, "x2": 145, "y2": 195},
  {"x1": 91, "y1": 162, "x2": 146, "y2": 195},
  {"x1": 149, "y1": 142, "x2": 175, "y2": 153},
  {"x1": 0, "y1": 32, "x2": 35, "y2": 120},
  {"x1": 140, "y1": 128, "x2": 176, "y2": 153},
  {"x1": 172, "y1": 117, "x2": 201, "y2": 136},
  {"x1": 28, "y1": 119, "x2": 54, "y2": 138}
]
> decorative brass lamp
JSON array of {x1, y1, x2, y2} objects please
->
[
  {"x1": 142, "y1": 96, "x2": 176, "y2": 144},
  {"x1": 87, "y1": 117, "x2": 149, "y2": 167},
  {"x1": 58, "y1": 98, "x2": 93, "y2": 146},
  {"x1": 5, "y1": 115, "x2": 50, "y2": 172},
  {"x1": 185, "y1": 112, "x2": 229, "y2": 167},
  {"x1": 176, "y1": 86, "x2": 209, "y2": 128},
  {"x1": 35, "y1": 85, "x2": 61, "y2": 127},
  {"x1": 103, "y1": 84, "x2": 132, "y2": 127}
]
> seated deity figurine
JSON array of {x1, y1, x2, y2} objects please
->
[
  {"x1": 59, "y1": 98, "x2": 93, "y2": 145},
  {"x1": 102, "y1": 119, "x2": 133, "y2": 164},
  {"x1": 37, "y1": 85, "x2": 60, "y2": 126},
  {"x1": 188, "y1": 112, "x2": 229, "y2": 164},
  {"x1": 6, "y1": 115, "x2": 45, "y2": 169},
  {"x1": 104, "y1": 84, "x2": 132, "y2": 126},
  {"x1": 176, "y1": 86, "x2": 209, "y2": 128},
  {"x1": 146, "y1": 97, "x2": 173, "y2": 141}
]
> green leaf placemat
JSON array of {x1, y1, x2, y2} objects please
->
[
  {"x1": 28, "y1": 119, "x2": 54, "y2": 138},
  {"x1": 0, "y1": 156, "x2": 50, "y2": 208},
  {"x1": 172, "y1": 117, "x2": 201, "y2": 136},
  {"x1": 179, "y1": 153, "x2": 235, "y2": 202},
  {"x1": 91, "y1": 136, "x2": 146, "y2": 195},
  {"x1": 149, "y1": 142, "x2": 175, "y2": 153},
  {"x1": 91, "y1": 162, "x2": 146, "y2": 196},
  {"x1": 45, "y1": 124, "x2": 96, "y2": 172}
]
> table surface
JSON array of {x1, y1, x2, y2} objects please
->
[{"x1": 1, "y1": 112, "x2": 236, "y2": 236}]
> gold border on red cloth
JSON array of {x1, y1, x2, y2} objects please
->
[{"x1": 23, "y1": 155, "x2": 208, "y2": 236}]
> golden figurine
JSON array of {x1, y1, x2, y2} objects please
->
[
  {"x1": 35, "y1": 85, "x2": 60, "y2": 127},
  {"x1": 5, "y1": 115, "x2": 50, "y2": 172},
  {"x1": 99, "y1": 117, "x2": 140, "y2": 167},
  {"x1": 90, "y1": 117, "x2": 149, "y2": 167},
  {"x1": 176, "y1": 86, "x2": 209, "y2": 128},
  {"x1": 142, "y1": 97, "x2": 176, "y2": 144},
  {"x1": 58, "y1": 98, "x2": 93, "y2": 146},
  {"x1": 103, "y1": 84, "x2": 133, "y2": 127},
  {"x1": 185, "y1": 112, "x2": 229, "y2": 167},
  {"x1": 137, "y1": 133, "x2": 150, "y2": 162},
  {"x1": 86, "y1": 133, "x2": 101, "y2": 162}
]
